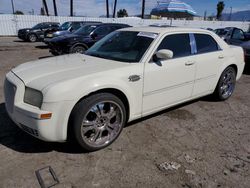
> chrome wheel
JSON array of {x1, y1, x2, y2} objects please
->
[
  {"x1": 220, "y1": 68, "x2": 235, "y2": 99},
  {"x1": 72, "y1": 46, "x2": 86, "y2": 54},
  {"x1": 81, "y1": 101, "x2": 123, "y2": 148},
  {"x1": 29, "y1": 34, "x2": 37, "y2": 42}
]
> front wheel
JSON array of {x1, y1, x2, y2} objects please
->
[
  {"x1": 71, "y1": 93, "x2": 126, "y2": 151},
  {"x1": 28, "y1": 33, "x2": 37, "y2": 42},
  {"x1": 70, "y1": 45, "x2": 87, "y2": 54},
  {"x1": 213, "y1": 66, "x2": 236, "y2": 101}
]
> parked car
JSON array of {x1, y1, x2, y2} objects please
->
[
  {"x1": 44, "y1": 21, "x2": 102, "y2": 42},
  {"x1": 18, "y1": 22, "x2": 60, "y2": 42},
  {"x1": 214, "y1": 28, "x2": 228, "y2": 37},
  {"x1": 47, "y1": 23, "x2": 130, "y2": 55},
  {"x1": 241, "y1": 41, "x2": 250, "y2": 62},
  {"x1": 4, "y1": 27, "x2": 245, "y2": 151},
  {"x1": 222, "y1": 27, "x2": 250, "y2": 45}
]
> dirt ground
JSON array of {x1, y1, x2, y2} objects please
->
[{"x1": 0, "y1": 37, "x2": 250, "y2": 188}]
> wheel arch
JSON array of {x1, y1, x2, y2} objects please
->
[
  {"x1": 66, "y1": 87, "x2": 130, "y2": 140},
  {"x1": 70, "y1": 42, "x2": 88, "y2": 51}
]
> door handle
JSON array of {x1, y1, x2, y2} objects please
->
[
  {"x1": 185, "y1": 61, "x2": 195, "y2": 66},
  {"x1": 218, "y1": 55, "x2": 224, "y2": 59}
]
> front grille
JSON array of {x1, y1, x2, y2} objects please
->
[
  {"x1": 4, "y1": 79, "x2": 16, "y2": 113},
  {"x1": 20, "y1": 124, "x2": 39, "y2": 137}
]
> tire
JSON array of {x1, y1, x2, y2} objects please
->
[
  {"x1": 70, "y1": 45, "x2": 87, "y2": 54},
  {"x1": 28, "y1": 33, "x2": 37, "y2": 42},
  {"x1": 71, "y1": 93, "x2": 126, "y2": 151},
  {"x1": 213, "y1": 66, "x2": 236, "y2": 101}
]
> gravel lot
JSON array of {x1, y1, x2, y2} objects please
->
[{"x1": 0, "y1": 37, "x2": 250, "y2": 188}]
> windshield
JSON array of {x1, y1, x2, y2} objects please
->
[
  {"x1": 85, "y1": 31, "x2": 156, "y2": 62},
  {"x1": 59, "y1": 22, "x2": 71, "y2": 30},
  {"x1": 74, "y1": 25, "x2": 97, "y2": 35},
  {"x1": 32, "y1": 23, "x2": 43, "y2": 29}
]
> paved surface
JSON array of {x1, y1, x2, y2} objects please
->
[{"x1": 0, "y1": 37, "x2": 250, "y2": 188}]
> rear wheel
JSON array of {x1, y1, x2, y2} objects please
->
[
  {"x1": 70, "y1": 45, "x2": 87, "y2": 54},
  {"x1": 71, "y1": 93, "x2": 126, "y2": 151},
  {"x1": 213, "y1": 66, "x2": 236, "y2": 101},
  {"x1": 28, "y1": 33, "x2": 37, "y2": 42}
]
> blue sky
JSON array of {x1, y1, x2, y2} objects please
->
[{"x1": 0, "y1": 0, "x2": 250, "y2": 17}]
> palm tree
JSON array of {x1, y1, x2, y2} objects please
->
[
  {"x1": 53, "y1": 0, "x2": 58, "y2": 16},
  {"x1": 70, "y1": 0, "x2": 73, "y2": 16},
  {"x1": 42, "y1": 0, "x2": 49, "y2": 16},
  {"x1": 106, "y1": 0, "x2": 109, "y2": 18},
  {"x1": 216, "y1": 1, "x2": 225, "y2": 20},
  {"x1": 141, "y1": 0, "x2": 145, "y2": 18},
  {"x1": 113, "y1": 0, "x2": 117, "y2": 18}
]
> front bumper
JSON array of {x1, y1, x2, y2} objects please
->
[{"x1": 4, "y1": 71, "x2": 72, "y2": 142}]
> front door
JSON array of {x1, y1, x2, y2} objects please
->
[{"x1": 143, "y1": 33, "x2": 196, "y2": 115}]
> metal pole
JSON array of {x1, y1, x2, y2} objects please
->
[
  {"x1": 113, "y1": 0, "x2": 117, "y2": 18},
  {"x1": 53, "y1": 0, "x2": 58, "y2": 16},
  {"x1": 11, "y1": 0, "x2": 15, "y2": 14},
  {"x1": 42, "y1": 0, "x2": 49, "y2": 16},
  {"x1": 229, "y1": 6, "x2": 232, "y2": 21},
  {"x1": 106, "y1": 0, "x2": 109, "y2": 18},
  {"x1": 70, "y1": 0, "x2": 73, "y2": 16},
  {"x1": 141, "y1": 0, "x2": 145, "y2": 19}
]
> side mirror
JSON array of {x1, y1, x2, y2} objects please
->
[
  {"x1": 154, "y1": 49, "x2": 173, "y2": 61},
  {"x1": 91, "y1": 33, "x2": 97, "y2": 39}
]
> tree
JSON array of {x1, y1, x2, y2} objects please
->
[
  {"x1": 216, "y1": 1, "x2": 225, "y2": 20},
  {"x1": 117, "y1": 9, "x2": 128, "y2": 17},
  {"x1": 14, "y1": 10, "x2": 24, "y2": 15}
]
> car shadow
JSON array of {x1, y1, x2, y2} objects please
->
[
  {"x1": 35, "y1": 45, "x2": 49, "y2": 49},
  {"x1": 39, "y1": 55, "x2": 54, "y2": 59},
  {"x1": 13, "y1": 40, "x2": 30, "y2": 43},
  {"x1": 0, "y1": 103, "x2": 85, "y2": 154}
]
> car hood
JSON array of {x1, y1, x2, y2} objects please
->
[
  {"x1": 53, "y1": 30, "x2": 71, "y2": 36},
  {"x1": 11, "y1": 53, "x2": 129, "y2": 91},
  {"x1": 50, "y1": 33, "x2": 81, "y2": 42},
  {"x1": 19, "y1": 28, "x2": 31, "y2": 32}
]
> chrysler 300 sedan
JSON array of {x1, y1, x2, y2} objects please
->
[{"x1": 4, "y1": 27, "x2": 245, "y2": 151}]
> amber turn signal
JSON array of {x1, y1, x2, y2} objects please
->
[{"x1": 40, "y1": 113, "x2": 52, "y2": 119}]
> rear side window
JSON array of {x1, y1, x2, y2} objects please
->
[
  {"x1": 194, "y1": 34, "x2": 219, "y2": 54},
  {"x1": 157, "y1": 34, "x2": 191, "y2": 58}
]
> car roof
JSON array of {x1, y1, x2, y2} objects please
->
[
  {"x1": 120, "y1": 26, "x2": 214, "y2": 35},
  {"x1": 84, "y1": 23, "x2": 129, "y2": 27}
]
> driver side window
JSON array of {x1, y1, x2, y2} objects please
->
[{"x1": 157, "y1": 34, "x2": 191, "y2": 58}]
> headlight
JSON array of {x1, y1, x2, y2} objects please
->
[{"x1": 24, "y1": 87, "x2": 43, "y2": 108}]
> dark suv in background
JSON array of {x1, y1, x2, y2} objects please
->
[
  {"x1": 18, "y1": 22, "x2": 59, "y2": 42},
  {"x1": 47, "y1": 23, "x2": 130, "y2": 55},
  {"x1": 44, "y1": 21, "x2": 101, "y2": 41}
]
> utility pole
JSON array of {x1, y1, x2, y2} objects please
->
[
  {"x1": 106, "y1": 0, "x2": 109, "y2": 18},
  {"x1": 70, "y1": 0, "x2": 73, "y2": 16},
  {"x1": 113, "y1": 0, "x2": 117, "y2": 18},
  {"x1": 229, "y1": 6, "x2": 232, "y2": 21},
  {"x1": 141, "y1": 0, "x2": 145, "y2": 19},
  {"x1": 42, "y1": 0, "x2": 49, "y2": 16},
  {"x1": 53, "y1": 0, "x2": 58, "y2": 16},
  {"x1": 11, "y1": 0, "x2": 15, "y2": 14},
  {"x1": 204, "y1": 10, "x2": 207, "y2": 21}
]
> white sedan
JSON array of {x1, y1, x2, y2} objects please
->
[{"x1": 4, "y1": 26, "x2": 245, "y2": 151}]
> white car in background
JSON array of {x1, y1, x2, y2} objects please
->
[{"x1": 4, "y1": 26, "x2": 245, "y2": 151}]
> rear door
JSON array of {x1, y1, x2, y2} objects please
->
[{"x1": 192, "y1": 33, "x2": 224, "y2": 96}]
